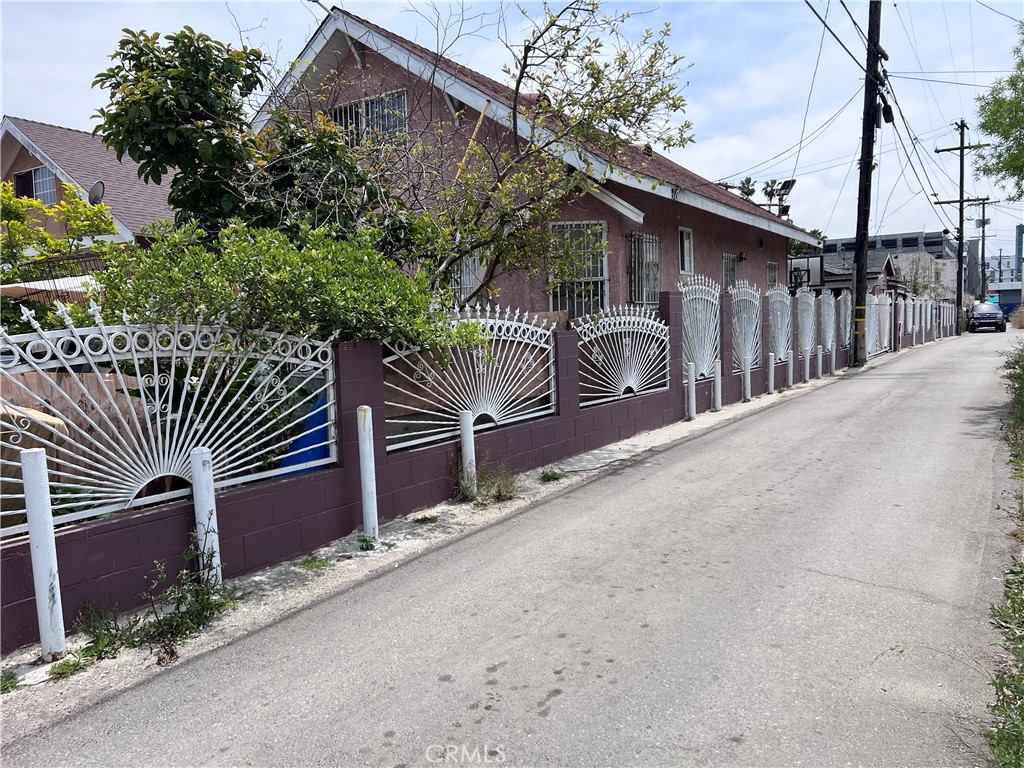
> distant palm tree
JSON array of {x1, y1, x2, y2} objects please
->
[{"x1": 762, "y1": 179, "x2": 780, "y2": 205}]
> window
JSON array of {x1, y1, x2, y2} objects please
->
[
  {"x1": 450, "y1": 253, "x2": 486, "y2": 306},
  {"x1": 767, "y1": 261, "x2": 779, "y2": 288},
  {"x1": 723, "y1": 252, "x2": 737, "y2": 291},
  {"x1": 627, "y1": 232, "x2": 660, "y2": 307},
  {"x1": 678, "y1": 228, "x2": 693, "y2": 274},
  {"x1": 329, "y1": 90, "x2": 408, "y2": 147},
  {"x1": 549, "y1": 221, "x2": 608, "y2": 319},
  {"x1": 14, "y1": 166, "x2": 56, "y2": 205}
]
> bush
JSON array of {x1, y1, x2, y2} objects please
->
[{"x1": 1011, "y1": 306, "x2": 1024, "y2": 330}]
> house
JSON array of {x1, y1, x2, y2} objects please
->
[
  {"x1": 1, "y1": 115, "x2": 173, "y2": 303},
  {"x1": 257, "y1": 9, "x2": 820, "y2": 318},
  {"x1": 821, "y1": 252, "x2": 898, "y2": 296}
]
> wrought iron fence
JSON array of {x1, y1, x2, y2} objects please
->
[
  {"x1": 572, "y1": 306, "x2": 669, "y2": 407},
  {"x1": 877, "y1": 293, "x2": 892, "y2": 352},
  {"x1": 865, "y1": 293, "x2": 881, "y2": 356},
  {"x1": 382, "y1": 306, "x2": 555, "y2": 451},
  {"x1": 1, "y1": 304, "x2": 337, "y2": 538},
  {"x1": 731, "y1": 281, "x2": 762, "y2": 373},
  {"x1": 678, "y1": 275, "x2": 721, "y2": 380},
  {"x1": 838, "y1": 290, "x2": 852, "y2": 348},
  {"x1": 796, "y1": 287, "x2": 817, "y2": 356},
  {"x1": 767, "y1": 286, "x2": 792, "y2": 360},
  {"x1": 819, "y1": 291, "x2": 837, "y2": 353}
]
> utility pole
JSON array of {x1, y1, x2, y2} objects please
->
[
  {"x1": 935, "y1": 121, "x2": 989, "y2": 330},
  {"x1": 852, "y1": 0, "x2": 885, "y2": 366}
]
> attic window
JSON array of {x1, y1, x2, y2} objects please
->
[
  {"x1": 14, "y1": 166, "x2": 56, "y2": 205},
  {"x1": 329, "y1": 90, "x2": 408, "y2": 148}
]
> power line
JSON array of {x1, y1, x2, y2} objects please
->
[
  {"x1": 802, "y1": 0, "x2": 869, "y2": 76},
  {"x1": 889, "y1": 74, "x2": 996, "y2": 88},
  {"x1": 793, "y1": 0, "x2": 831, "y2": 179},
  {"x1": 839, "y1": 0, "x2": 868, "y2": 43},
  {"x1": 975, "y1": 0, "x2": 1022, "y2": 23}
]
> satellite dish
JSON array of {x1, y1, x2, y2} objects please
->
[{"x1": 87, "y1": 180, "x2": 105, "y2": 205}]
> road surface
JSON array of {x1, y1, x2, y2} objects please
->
[{"x1": 3, "y1": 331, "x2": 1017, "y2": 767}]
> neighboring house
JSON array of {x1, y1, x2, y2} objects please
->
[
  {"x1": 1, "y1": 115, "x2": 173, "y2": 304},
  {"x1": 258, "y1": 9, "x2": 820, "y2": 318},
  {"x1": 820, "y1": 252, "x2": 897, "y2": 296}
]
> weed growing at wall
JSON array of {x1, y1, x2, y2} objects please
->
[
  {"x1": 1, "y1": 670, "x2": 18, "y2": 694},
  {"x1": 1011, "y1": 306, "x2": 1024, "y2": 330},
  {"x1": 991, "y1": 341, "x2": 1024, "y2": 766}
]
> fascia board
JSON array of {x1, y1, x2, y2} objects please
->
[
  {"x1": 587, "y1": 185, "x2": 644, "y2": 227},
  {"x1": 1, "y1": 118, "x2": 136, "y2": 244}
]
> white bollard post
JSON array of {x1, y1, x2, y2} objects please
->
[
  {"x1": 803, "y1": 348, "x2": 811, "y2": 383},
  {"x1": 21, "y1": 448, "x2": 66, "y2": 661},
  {"x1": 767, "y1": 352, "x2": 775, "y2": 394},
  {"x1": 189, "y1": 447, "x2": 222, "y2": 586},
  {"x1": 787, "y1": 350, "x2": 794, "y2": 388},
  {"x1": 459, "y1": 410, "x2": 477, "y2": 498},
  {"x1": 830, "y1": 347, "x2": 836, "y2": 375},
  {"x1": 687, "y1": 362, "x2": 697, "y2": 421},
  {"x1": 816, "y1": 345, "x2": 823, "y2": 379},
  {"x1": 357, "y1": 405, "x2": 378, "y2": 539},
  {"x1": 742, "y1": 359, "x2": 751, "y2": 403},
  {"x1": 712, "y1": 360, "x2": 722, "y2": 412}
]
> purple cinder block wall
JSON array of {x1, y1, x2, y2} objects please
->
[{"x1": 1, "y1": 290, "x2": 850, "y2": 653}]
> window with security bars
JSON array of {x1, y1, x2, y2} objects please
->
[
  {"x1": 14, "y1": 166, "x2": 56, "y2": 205},
  {"x1": 549, "y1": 221, "x2": 608, "y2": 319},
  {"x1": 723, "y1": 252, "x2": 738, "y2": 291},
  {"x1": 450, "y1": 253, "x2": 487, "y2": 306},
  {"x1": 767, "y1": 261, "x2": 779, "y2": 288},
  {"x1": 626, "y1": 232, "x2": 660, "y2": 306},
  {"x1": 329, "y1": 90, "x2": 408, "y2": 147}
]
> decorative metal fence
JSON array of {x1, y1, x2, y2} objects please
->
[
  {"x1": 897, "y1": 297, "x2": 906, "y2": 337},
  {"x1": 819, "y1": 291, "x2": 837, "y2": 353},
  {"x1": 838, "y1": 290, "x2": 852, "y2": 348},
  {"x1": 1, "y1": 305, "x2": 337, "y2": 538},
  {"x1": 767, "y1": 286, "x2": 792, "y2": 361},
  {"x1": 382, "y1": 306, "x2": 555, "y2": 451},
  {"x1": 731, "y1": 281, "x2": 762, "y2": 373},
  {"x1": 907, "y1": 297, "x2": 917, "y2": 337},
  {"x1": 877, "y1": 293, "x2": 892, "y2": 352},
  {"x1": 678, "y1": 275, "x2": 720, "y2": 380},
  {"x1": 796, "y1": 287, "x2": 817, "y2": 356},
  {"x1": 572, "y1": 306, "x2": 670, "y2": 408},
  {"x1": 865, "y1": 293, "x2": 880, "y2": 356}
]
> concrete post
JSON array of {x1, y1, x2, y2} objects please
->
[
  {"x1": 459, "y1": 410, "x2": 477, "y2": 498},
  {"x1": 742, "y1": 360, "x2": 751, "y2": 402},
  {"x1": 816, "y1": 345, "x2": 823, "y2": 379},
  {"x1": 830, "y1": 347, "x2": 836, "y2": 375},
  {"x1": 767, "y1": 352, "x2": 776, "y2": 393},
  {"x1": 21, "y1": 448, "x2": 66, "y2": 661},
  {"x1": 357, "y1": 405, "x2": 378, "y2": 539},
  {"x1": 712, "y1": 360, "x2": 722, "y2": 412},
  {"x1": 687, "y1": 362, "x2": 697, "y2": 421},
  {"x1": 787, "y1": 350, "x2": 794, "y2": 388},
  {"x1": 803, "y1": 349, "x2": 811, "y2": 383},
  {"x1": 189, "y1": 447, "x2": 222, "y2": 585}
]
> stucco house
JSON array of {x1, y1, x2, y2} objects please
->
[{"x1": 258, "y1": 9, "x2": 820, "y2": 318}]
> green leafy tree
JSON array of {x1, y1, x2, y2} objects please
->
[
  {"x1": 788, "y1": 227, "x2": 824, "y2": 258},
  {"x1": 975, "y1": 22, "x2": 1024, "y2": 201},
  {"x1": 737, "y1": 177, "x2": 757, "y2": 199}
]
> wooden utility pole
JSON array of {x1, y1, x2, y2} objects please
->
[
  {"x1": 852, "y1": 0, "x2": 885, "y2": 366},
  {"x1": 935, "y1": 121, "x2": 989, "y2": 330}
]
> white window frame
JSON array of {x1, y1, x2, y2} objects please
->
[
  {"x1": 329, "y1": 90, "x2": 408, "y2": 147},
  {"x1": 678, "y1": 227, "x2": 694, "y2": 274},
  {"x1": 15, "y1": 166, "x2": 57, "y2": 205},
  {"x1": 767, "y1": 261, "x2": 779, "y2": 288},
  {"x1": 723, "y1": 252, "x2": 738, "y2": 291},
  {"x1": 549, "y1": 220, "x2": 609, "y2": 318},
  {"x1": 450, "y1": 252, "x2": 487, "y2": 306}
]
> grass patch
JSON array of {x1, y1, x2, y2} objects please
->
[
  {"x1": 48, "y1": 656, "x2": 90, "y2": 680},
  {"x1": 412, "y1": 514, "x2": 438, "y2": 525},
  {"x1": 298, "y1": 555, "x2": 332, "y2": 571},
  {"x1": 540, "y1": 469, "x2": 566, "y2": 483},
  {"x1": 380, "y1": 540, "x2": 397, "y2": 551},
  {"x1": 1, "y1": 670, "x2": 18, "y2": 694},
  {"x1": 989, "y1": 340, "x2": 1024, "y2": 765}
]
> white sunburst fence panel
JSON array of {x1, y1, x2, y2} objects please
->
[
  {"x1": 382, "y1": 306, "x2": 555, "y2": 451},
  {"x1": 571, "y1": 306, "x2": 670, "y2": 408},
  {"x1": 0, "y1": 305, "x2": 338, "y2": 539},
  {"x1": 819, "y1": 292, "x2": 837, "y2": 353},
  {"x1": 838, "y1": 290, "x2": 852, "y2": 348},
  {"x1": 796, "y1": 287, "x2": 817, "y2": 356},
  {"x1": 731, "y1": 281, "x2": 762, "y2": 373},
  {"x1": 678, "y1": 275, "x2": 721, "y2": 380},
  {"x1": 767, "y1": 286, "x2": 792, "y2": 360},
  {"x1": 926, "y1": 300, "x2": 934, "y2": 331},
  {"x1": 897, "y1": 298, "x2": 906, "y2": 337},
  {"x1": 878, "y1": 293, "x2": 892, "y2": 351},
  {"x1": 906, "y1": 297, "x2": 917, "y2": 336},
  {"x1": 865, "y1": 293, "x2": 881, "y2": 356}
]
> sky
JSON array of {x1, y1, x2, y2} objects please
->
[{"x1": 2, "y1": 0, "x2": 1022, "y2": 259}]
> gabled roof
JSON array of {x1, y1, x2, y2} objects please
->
[
  {"x1": 822, "y1": 252, "x2": 896, "y2": 278},
  {"x1": 257, "y1": 9, "x2": 820, "y2": 246},
  {"x1": 1, "y1": 116, "x2": 173, "y2": 240}
]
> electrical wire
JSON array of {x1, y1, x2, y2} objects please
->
[
  {"x1": 792, "y1": 1, "x2": 831, "y2": 180},
  {"x1": 975, "y1": 0, "x2": 1022, "y2": 23},
  {"x1": 802, "y1": 0, "x2": 869, "y2": 76},
  {"x1": 839, "y1": 0, "x2": 868, "y2": 43}
]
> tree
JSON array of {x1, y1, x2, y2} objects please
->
[
  {"x1": 975, "y1": 21, "x2": 1024, "y2": 201},
  {"x1": 737, "y1": 177, "x2": 757, "y2": 199},
  {"x1": 788, "y1": 228, "x2": 824, "y2": 258},
  {"x1": 286, "y1": 1, "x2": 694, "y2": 305},
  {"x1": 897, "y1": 253, "x2": 947, "y2": 300}
]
